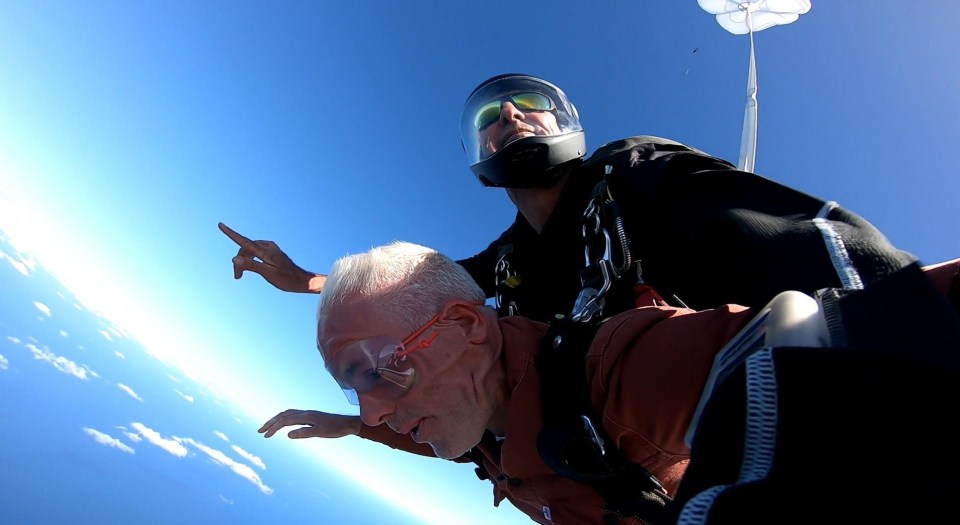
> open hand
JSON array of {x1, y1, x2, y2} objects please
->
[{"x1": 258, "y1": 409, "x2": 361, "y2": 439}]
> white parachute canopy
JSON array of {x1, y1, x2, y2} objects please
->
[{"x1": 697, "y1": 0, "x2": 812, "y2": 173}]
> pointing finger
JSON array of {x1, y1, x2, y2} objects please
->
[
  {"x1": 219, "y1": 222, "x2": 254, "y2": 248},
  {"x1": 220, "y1": 222, "x2": 273, "y2": 262}
]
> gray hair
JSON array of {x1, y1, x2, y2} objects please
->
[{"x1": 318, "y1": 241, "x2": 486, "y2": 331}]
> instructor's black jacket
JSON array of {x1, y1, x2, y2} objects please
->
[{"x1": 458, "y1": 136, "x2": 916, "y2": 321}]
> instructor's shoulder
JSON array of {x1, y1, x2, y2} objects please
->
[{"x1": 583, "y1": 135, "x2": 711, "y2": 167}]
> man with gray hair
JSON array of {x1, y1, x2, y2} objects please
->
[
  {"x1": 262, "y1": 240, "x2": 960, "y2": 525},
  {"x1": 267, "y1": 240, "x2": 757, "y2": 524}
]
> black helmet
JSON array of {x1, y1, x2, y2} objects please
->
[{"x1": 459, "y1": 74, "x2": 586, "y2": 188}]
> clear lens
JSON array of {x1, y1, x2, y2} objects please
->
[
  {"x1": 341, "y1": 387, "x2": 360, "y2": 405},
  {"x1": 325, "y1": 313, "x2": 442, "y2": 406},
  {"x1": 329, "y1": 338, "x2": 414, "y2": 405}
]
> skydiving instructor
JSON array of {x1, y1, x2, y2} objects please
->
[{"x1": 221, "y1": 73, "x2": 916, "y2": 321}]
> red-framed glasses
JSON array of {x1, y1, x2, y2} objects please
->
[{"x1": 324, "y1": 312, "x2": 443, "y2": 406}]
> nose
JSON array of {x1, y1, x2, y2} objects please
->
[
  {"x1": 499, "y1": 101, "x2": 526, "y2": 124},
  {"x1": 358, "y1": 392, "x2": 395, "y2": 427}
]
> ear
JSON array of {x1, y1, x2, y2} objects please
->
[{"x1": 439, "y1": 300, "x2": 490, "y2": 345}]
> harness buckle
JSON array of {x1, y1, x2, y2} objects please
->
[{"x1": 581, "y1": 415, "x2": 606, "y2": 456}]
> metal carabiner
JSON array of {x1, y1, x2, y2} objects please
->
[{"x1": 494, "y1": 253, "x2": 521, "y2": 316}]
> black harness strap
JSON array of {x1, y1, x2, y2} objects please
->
[
  {"x1": 572, "y1": 177, "x2": 638, "y2": 322},
  {"x1": 488, "y1": 160, "x2": 673, "y2": 523},
  {"x1": 536, "y1": 317, "x2": 671, "y2": 525}
]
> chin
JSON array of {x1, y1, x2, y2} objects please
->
[
  {"x1": 428, "y1": 433, "x2": 484, "y2": 460},
  {"x1": 429, "y1": 441, "x2": 472, "y2": 460}
]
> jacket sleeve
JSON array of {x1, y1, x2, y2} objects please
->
[
  {"x1": 356, "y1": 423, "x2": 439, "y2": 458},
  {"x1": 585, "y1": 304, "x2": 756, "y2": 495},
  {"x1": 356, "y1": 424, "x2": 478, "y2": 465},
  {"x1": 601, "y1": 137, "x2": 918, "y2": 310}
]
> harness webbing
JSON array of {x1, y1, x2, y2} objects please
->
[{"x1": 536, "y1": 317, "x2": 671, "y2": 525}]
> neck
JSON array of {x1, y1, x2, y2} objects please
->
[{"x1": 505, "y1": 173, "x2": 570, "y2": 233}]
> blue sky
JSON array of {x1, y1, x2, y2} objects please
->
[{"x1": 1, "y1": 2, "x2": 958, "y2": 523}]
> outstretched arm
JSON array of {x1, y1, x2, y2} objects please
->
[
  {"x1": 259, "y1": 409, "x2": 438, "y2": 457},
  {"x1": 218, "y1": 222, "x2": 326, "y2": 293},
  {"x1": 259, "y1": 409, "x2": 360, "y2": 439}
]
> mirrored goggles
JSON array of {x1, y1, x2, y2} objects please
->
[
  {"x1": 325, "y1": 313, "x2": 442, "y2": 405},
  {"x1": 473, "y1": 92, "x2": 555, "y2": 131}
]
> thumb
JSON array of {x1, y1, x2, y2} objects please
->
[{"x1": 232, "y1": 256, "x2": 261, "y2": 280}]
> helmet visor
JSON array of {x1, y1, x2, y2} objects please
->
[{"x1": 460, "y1": 75, "x2": 582, "y2": 167}]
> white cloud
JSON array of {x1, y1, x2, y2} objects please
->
[
  {"x1": 0, "y1": 248, "x2": 32, "y2": 275},
  {"x1": 33, "y1": 301, "x2": 51, "y2": 317},
  {"x1": 0, "y1": 354, "x2": 8, "y2": 370},
  {"x1": 214, "y1": 431, "x2": 229, "y2": 442},
  {"x1": 131, "y1": 422, "x2": 188, "y2": 457},
  {"x1": 166, "y1": 373, "x2": 181, "y2": 383},
  {"x1": 182, "y1": 438, "x2": 273, "y2": 495},
  {"x1": 218, "y1": 495, "x2": 234, "y2": 505},
  {"x1": 98, "y1": 329, "x2": 113, "y2": 342},
  {"x1": 117, "y1": 383, "x2": 143, "y2": 401},
  {"x1": 174, "y1": 389, "x2": 194, "y2": 403},
  {"x1": 232, "y1": 445, "x2": 266, "y2": 470},
  {"x1": 83, "y1": 427, "x2": 135, "y2": 454},
  {"x1": 58, "y1": 330, "x2": 69, "y2": 338},
  {"x1": 6, "y1": 336, "x2": 21, "y2": 344},
  {"x1": 115, "y1": 351, "x2": 125, "y2": 359},
  {"x1": 116, "y1": 426, "x2": 143, "y2": 443},
  {"x1": 25, "y1": 343, "x2": 96, "y2": 380}
]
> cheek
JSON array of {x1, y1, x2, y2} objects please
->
[
  {"x1": 479, "y1": 127, "x2": 499, "y2": 153},
  {"x1": 418, "y1": 376, "x2": 471, "y2": 417},
  {"x1": 530, "y1": 113, "x2": 560, "y2": 134}
]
